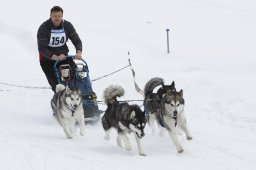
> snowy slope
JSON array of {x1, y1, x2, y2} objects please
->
[{"x1": 0, "y1": 0, "x2": 256, "y2": 169}]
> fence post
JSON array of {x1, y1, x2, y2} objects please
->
[{"x1": 166, "y1": 28, "x2": 170, "y2": 54}]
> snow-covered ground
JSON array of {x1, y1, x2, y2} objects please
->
[{"x1": 0, "y1": 0, "x2": 256, "y2": 169}]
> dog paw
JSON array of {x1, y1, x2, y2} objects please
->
[
  {"x1": 80, "y1": 131, "x2": 85, "y2": 136},
  {"x1": 159, "y1": 131, "x2": 165, "y2": 137},
  {"x1": 139, "y1": 152, "x2": 146, "y2": 156},
  {"x1": 117, "y1": 143, "x2": 123, "y2": 148},
  {"x1": 67, "y1": 136, "x2": 73, "y2": 139},
  {"x1": 187, "y1": 136, "x2": 193, "y2": 140},
  {"x1": 178, "y1": 148, "x2": 184, "y2": 153},
  {"x1": 104, "y1": 135, "x2": 110, "y2": 141},
  {"x1": 125, "y1": 145, "x2": 132, "y2": 151}
]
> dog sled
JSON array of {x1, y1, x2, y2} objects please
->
[{"x1": 54, "y1": 56, "x2": 102, "y2": 123}]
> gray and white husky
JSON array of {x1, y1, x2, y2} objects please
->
[
  {"x1": 51, "y1": 84, "x2": 85, "y2": 139},
  {"x1": 144, "y1": 77, "x2": 176, "y2": 135},
  {"x1": 102, "y1": 85, "x2": 147, "y2": 156},
  {"x1": 144, "y1": 77, "x2": 192, "y2": 153}
]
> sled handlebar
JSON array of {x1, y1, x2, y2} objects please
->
[
  {"x1": 66, "y1": 55, "x2": 86, "y2": 63},
  {"x1": 54, "y1": 55, "x2": 87, "y2": 69}
]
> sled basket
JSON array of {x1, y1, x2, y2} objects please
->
[{"x1": 54, "y1": 56, "x2": 102, "y2": 122}]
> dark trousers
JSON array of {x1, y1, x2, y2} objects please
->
[
  {"x1": 40, "y1": 59, "x2": 77, "y2": 92},
  {"x1": 40, "y1": 60, "x2": 58, "y2": 92}
]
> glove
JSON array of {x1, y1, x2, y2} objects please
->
[{"x1": 75, "y1": 50, "x2": 82, "y2": 60}]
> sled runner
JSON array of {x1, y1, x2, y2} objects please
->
[{"x1": 54, "y1": 56, "x2": 102, "y2": 123}]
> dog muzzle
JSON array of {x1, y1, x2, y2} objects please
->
[{"x1": 136, "y1": 131, "x2": 145, "y2": 139}]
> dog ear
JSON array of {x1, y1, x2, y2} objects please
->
[
  {"x1": 130, "y1": 111, "x2": 136, "y2": 119},
  {"x1": 179, "y1": 89, "x2": 183, "y2": 97},
  {"x1": 171, "y1": 81, "x2": 175, "y2": 88}
]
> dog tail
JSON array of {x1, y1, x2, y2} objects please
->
[
  {"x1": 103, "y1": 85, "x2": 124, "y2": 105},
  {"x1": 144, "y1": 77, "x2": 164, "y2": 96},
  {"x1": 55, "y1": 84, "x2": 65, "y2": 93}
]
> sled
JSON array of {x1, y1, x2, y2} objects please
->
[{"x1": 54, "y1": 56, "x2": 102, "y2": 123}]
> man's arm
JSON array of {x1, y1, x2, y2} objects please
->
[
  {"x1": 37, "y1": 24, "x2": 53, "y2": 59},
  {"x1": 67, "y1": 22, "x2": 83, "y2": 59}
]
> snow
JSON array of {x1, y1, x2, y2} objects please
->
[{"x1": 0, "y1": 0, "x2": 256, "y2": 169}]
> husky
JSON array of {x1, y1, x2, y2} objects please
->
[
  {"x1": 144, "y1": 77, "x2": 192, "y2": 153},
  {"x1": 144, "y1": 77, "x2": 175, "y2": 135},
  {"x1": 51, "y1": 84, "x2": 85, "y2": 139},
  {"x1": 102, "y1": 85, "x2": 147, "y2": 156}
]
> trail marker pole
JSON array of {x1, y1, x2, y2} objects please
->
[{"x1": 166, "y1": 28, "x2": 170, "y2": 54}]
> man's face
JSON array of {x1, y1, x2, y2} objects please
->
[{"x1": 50, "y1": 11, "x2": 63, "y2": 27}]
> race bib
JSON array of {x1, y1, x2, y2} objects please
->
[{"x1": 48, "y1": 28, "x2": 66, "y2": 47}]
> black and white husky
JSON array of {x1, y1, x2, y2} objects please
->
[
  {"x1": 102, "y1": 85, "x2": 147, "y2": 156},
  {"x1": 144, "y1": 77, "x2": 192, "y2": 153},
  {"x1": 51, "y1": 84, "x2": 85, "y2": 139}
]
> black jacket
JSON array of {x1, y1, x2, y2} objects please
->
[{"x1": 37, "y1": 19, "x2": 82, "y2": 60}]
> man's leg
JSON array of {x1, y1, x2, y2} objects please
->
[{"x1": 40, "y1": 60, "x2": 58, "y2": 92}]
